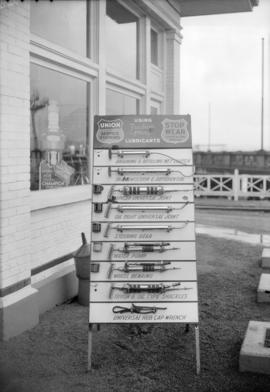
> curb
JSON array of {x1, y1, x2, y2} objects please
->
[{"x1": 196, "y1": 205, "x2": 270, "y2": 212}]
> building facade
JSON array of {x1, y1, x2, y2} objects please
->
[{"x1": 0, "y1": 0, "x2": 257, "y2": 339}]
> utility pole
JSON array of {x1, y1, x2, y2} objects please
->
[
  {"x1": 208, "y1": 102, "x2": 211, "y2": 151},
  {"x1": 261, "y1": 37, "x2": 265, "y2": 150}
]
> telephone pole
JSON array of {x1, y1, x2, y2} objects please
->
[{"x1": 261, "y1": 37, "x2": 265, "y2": 150}]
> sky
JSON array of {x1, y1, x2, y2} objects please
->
[{"x1": 180, "y1": 0, "x2": 270, "y2": 151}]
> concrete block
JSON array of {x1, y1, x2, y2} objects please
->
[
  {"x1": 261, "y1": 248, "x2": 270, "y2": 268},
  {"x1": 33, "y1": 266, "x2": 78, "y2": 315},
  {"x1": 0, "y1": 287, "x2": 39, "y2": 341},
  {"x1": 239, "y1": 320, "x2": 270, "y2": 375},
  {"x1": 257, "y1": 274, "x2": 270, "y2": 303}
]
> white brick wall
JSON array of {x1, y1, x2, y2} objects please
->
[
  {"x1": 0, "y1": 1, "x2": 31, "y2": 289},
  {"x1": 30, "y1": 200, "x2": 91, "y2": 270}
]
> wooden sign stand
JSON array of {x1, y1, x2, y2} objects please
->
[{"x1": 88, "y1": 115, "x2": 200, "y2": 375}]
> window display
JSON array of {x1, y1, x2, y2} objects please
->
[{"x1": 30, "y1": 64, "x2": 89, "y2": 190}]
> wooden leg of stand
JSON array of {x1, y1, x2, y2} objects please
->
[
  {"x1": 195, "y1": 324, "x2": 200, "y2": 375},
  {"x1": 87, "y1": 324, "x2": 93, "y2": 371}
]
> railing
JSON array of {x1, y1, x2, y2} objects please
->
[{"x1": 194, "y1": 170, "x2": 270, "y2": 200}]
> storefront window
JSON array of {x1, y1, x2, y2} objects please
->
[
  {"x1": 30, "y1": 0, "x2": 88, "y2": 57},
  {"x1": 30, "y1": 64, "x2": 89, "y2": 191},
  {"x1": 151, "y1": 29, "x2": 159, "y2": 66},
  {"x1": 106, "y1": 1, "x2": 138, "y2": 80},
  {"x1": 106, "y1": 89, "x2": 139, "y2": 115}
]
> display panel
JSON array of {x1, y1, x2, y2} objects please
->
[{"x1": 89, "y1": 115, "x2": 198, "y2": 325}]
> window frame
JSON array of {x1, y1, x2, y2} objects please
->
[
  {"x1": 106, "y1": 85, "x2": 141, "y2": 115},
  {"x1": 105, "y1": 0, "x2": 141, "y2": 81},
  {"x1": 29, "y1": 0, "x2": 97, "y2": 205}
]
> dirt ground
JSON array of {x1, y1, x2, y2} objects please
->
[{"x1": 1, "y1": 210, "x2": 270, "y2": 392}]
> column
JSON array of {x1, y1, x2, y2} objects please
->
[{"x1": 165, "y1": 29, "x2": 182, "y2": 114}]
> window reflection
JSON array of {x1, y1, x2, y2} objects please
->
[
  {"x1": 151, "y1": 29, "x2": 158, "y2": 66},
  {"x1": 106, "y1": 1, "x2": 138, "y2": 79},
  {"x1": 30, "y1": 64, "x2": 89, "y2": 190},
  {"x1": 106, "y1": 89, "x2": 139, "y2": 115},
  {"x1": 151, "y1": 106, "x2": 158, "y2": 115},
  {"x1": 30, "y1": 0, "x2": 88, "y2": 57}
]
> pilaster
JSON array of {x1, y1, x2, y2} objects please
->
[{"x1": 165, "y1": 29, "x2": 182, "y2": 114}]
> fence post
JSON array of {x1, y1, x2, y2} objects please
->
[{"x1": 233, "y1": 169, "x2": 239, "y2": 201}]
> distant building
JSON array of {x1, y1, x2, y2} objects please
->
[
  {"x1": 0, "y1": 0, "x2": 258, "y2": 339},
  {"x1": 194, "y1": 150, "x2": 270, "y2": 174}
]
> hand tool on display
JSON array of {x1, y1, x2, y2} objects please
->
[
  {"x1": 108, "y1": 148, "x2": 189, "y2": 165},
  {"x1": 108, "y1": 167, "x2": 172, "y2": 177},
  {"x1": 101, "y1": 202, "x2": 187, "y2": 218},
  {"x1": 107, "y1": 261, "x2": 181, "y2": 279},
  {"x1": 109, "y1": 149, "x2": 150, "y2": 159},
  {"x1": 107, "y1": 185, "x2": 192, "y2": 203},
  {"x1": 109, "y1": 282, "x2": 191, "y2": 298},
  {"x1": 120, "y1": 185, "x2": 188, "y2": 196},
  {"x1": 103, "y1": 222, "x2": 188, "y2": 238},
  {"x1": 93, "y1": 184, "x2": 193, "y2": 200},
  {"x1": 101, "y1": 203, "x2": 189, "y2": 218},
  {"x1": 107, "y1": 242, "x2": 180, "y2": 260},
  {"x1": 112, "y1": 303, "x2": 167, "y2": 314}
]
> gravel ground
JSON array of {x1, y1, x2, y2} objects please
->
[{"x1": 1, "y1": 211, "x2": 270, "y2": 391}]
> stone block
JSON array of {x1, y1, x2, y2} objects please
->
[
  {"x1": 239, "y1": 320, "x2": 270, "y2": 375},
  {"x1": 261, "y1": 248, "x2": 270, "y2": 268},
  {"x1": 257, "y1": 274, "x2": 270, "y2": 302}
]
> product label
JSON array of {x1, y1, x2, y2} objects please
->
[
  {"x1": 161, "y1": 118, "x2": 189, "y2": 144},
  {"x1": 94, "y1": 115, "x2": 192, "y2": 149},
  {"x1": 96, "y1": 118, "x2": 124, "y2": 145}
]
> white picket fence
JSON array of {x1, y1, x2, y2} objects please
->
[{"x1": 194, "y1": 170, "x2": 270, "y2": 200}]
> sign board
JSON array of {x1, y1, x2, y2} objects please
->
[
  {"x1": 93, "y1": 115, "x2": 192, "y2": 149},
  {"x1": 88, "y1": 115, "x2": 200, "y2": 373}
]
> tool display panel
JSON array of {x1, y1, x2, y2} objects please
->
[
  {"x1": 92, "y1": 202, "x2": 195, "y2": 222},
  {"x1": 90, "y1": 261, "x2": 197, "y2": 282},
  {"x1": 92, "y1": 184, "x2": 194, "y2": 204},
  {"x1": 93, "y1": 166, "x2": 194, "y2": 185},
  {"x1": 91, "y1": 241, "x2": 196, "y2": 261},
  {"x1": 89, "y1": 302, "x2": 199, "y2": 324},
  {"x1": 88, "y1": 115, "x2": 200, "y2": 374},
  {"x1": 92, "y1": 221, "x2": 195, "y2": 242},
  {"x1": 94, "y1": 148, "x2": 193, "y2": 166},
  {"x1": 90, "y1": 281, "x2": 198, "y2": 302}
]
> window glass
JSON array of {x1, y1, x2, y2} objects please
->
[
  {"x1": 106, "y1": 89, "x2": 139, "y2": 114},
  {"x1": 151, "y1": 106, "x2": 158, "y2": 115},
  {"x1": 30, "y1": 64, "x2": 89, "y2": 191},
  {"x1": 151, "y1": 29, "x2": 158, "y2": 66},
  {"x1": 30, "y1": 0, "x2": 88, "y2": 57},
  {"x1": 106, "y1": 1, "x2": 138, "y2": 79}
]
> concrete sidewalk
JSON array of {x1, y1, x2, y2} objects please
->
[{"x1": 195, "y1": 198, "x2": 270, "y2": 211}]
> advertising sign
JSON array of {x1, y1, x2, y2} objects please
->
[{"x1": 88, "y1": 115, "x2": 200, "y2": 374}]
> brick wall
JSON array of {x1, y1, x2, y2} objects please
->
[
  {"x1": 30, "y1": 200, "x2": 91, "y2": 272},
  {"x1": 0, "y1": 1, "x2": 31, "y2": 289}
]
